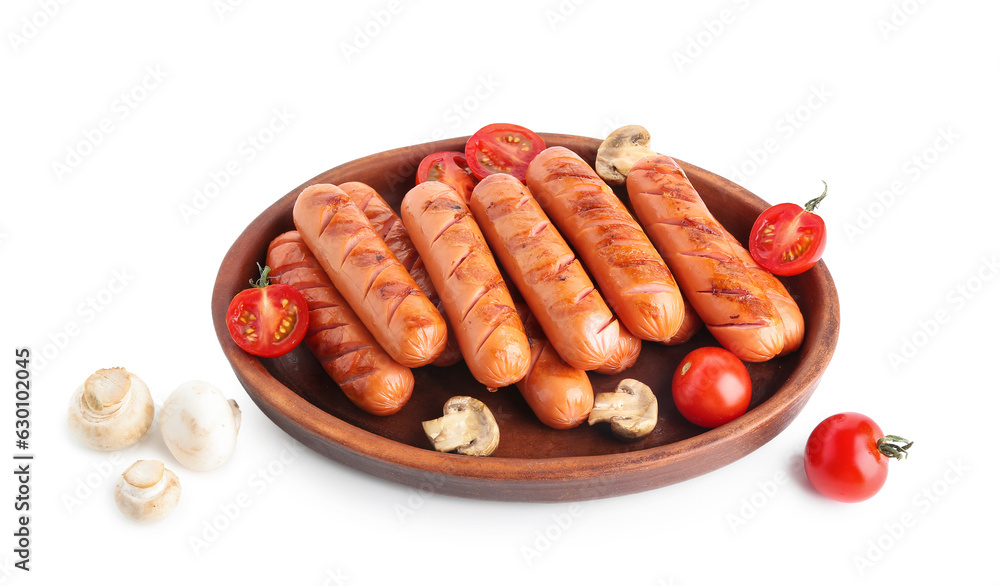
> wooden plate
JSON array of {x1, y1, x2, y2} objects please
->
[{"x1": 211, "y1": 134, "x2": 840, "y2": 502}]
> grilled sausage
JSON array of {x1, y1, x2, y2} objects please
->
[
  {"x1": 525, "y1": 146, "x2": 685, "y2": 343},
  {"x1": 664, "y1": 296, "x2": 703, "y2": 346},
  {"x1": 339, "y1": 181, "x2": 462, "y2": 367},
  {"x1": 512, "y1": 301, "x2": 594, "y2": 429},
  {"x1": 594, "y1": 321, "x2": 642, "y2": 375},
  {"x1": 292, "y1": 183, "x2": 447, "y2": 368},
  {"x1": 266, "y1": 231, "x2": 413, "y2": 415},
  {"x1": 400, "y1": 181, "x2": 530, "y2": 389},
  {"x1": 469, "y1": 173, "x2": 618, "y2": 371},
  {"x1": 625, "y1": 155, "x2": 804, "y2": 361}
]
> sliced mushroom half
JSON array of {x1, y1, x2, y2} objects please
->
[
  {"x1": 587, "y1": 378, "x2": 658, "y2": 441},
  {"x1": 595, "y1": 125, "x2": 657, "y2": 186},
  {"x1": 422, "y1": 396, "x2": 499, "y2": 456}
]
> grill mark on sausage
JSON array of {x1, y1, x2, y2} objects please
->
[
  {"x1": 448, "y1": 248, "x2": 474, "y2": 279},
  {"x1": 539, "y1": 156, "x2": 597, "y2": 183},
  {"x1": 462, "y1": 282, "x2": 491, "y2": 322},
  {"x1": 295, "y1": 284, "x2": 331, "y2": 296},
  {"x1": 335, "y1": 369, "x2": 374, "y2": 389},
  {"x1": 679, "y1": 249, "x2": 732, "y2": 262},
  {"x1": 696, "y1": 287, "x2": 752, "y2": 296},
  {"x1": 553, "y1": 252, "x2": 576, "y2": 278},
  {"x1": 363, "y1": 261, "x2": 392, "y2": 298},
  {"x1": 575, "y1": 222, "x2": 644, "y2": 246},
  {"x1": 316, "y1": 201, "x2": 338, "y2": 238},
  {"x1": 356, "y1": 191, "x2": 376, "y2": 214},
  {"x1": 707, "y1": 320, "x2": 770, "y2": 329},
  {"x1": 431, "y1": 211, "x2": 464, "y2": 245},
  {"x1": 530, "y1": 220, "x2": 551, "y2": 237},
  {"x1": 622, "y1": 283, "x2": 676, "y2": 295},
  {"x1": 339, "y1": 228, "x2": 368, "y2": 268},
  {"x1": 376, "y1": 213, "x2": 402, "y2": 243},
  {"x1": 596, "y1": 315, "x2": 617, "y2": 335},
  {"x1": 573, "y1": 286, "x2": 595, "y2": 304},
  {"x1": 476, "y1": 311, "x2": 520, "y2": 353},
  {"x1": 525, "y1": 335, "x2": 547, "y2": 374},
  {"x1": 649, "y1": 216, "x2": 725, "y2": 238},
  {"x1": 384, "y1": 288, "x2": 409, "y2": 326}
]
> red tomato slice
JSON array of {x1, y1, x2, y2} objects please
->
[
  {"x1": 749, "y1": 182, "x2": 829, "y2": 276},
  {"x1": 671, "y1": 347, "x2": 752, "y2": 428},
  {"x1": 416, "y1": 151, "x2": 478, "y2": 201},
  {"x1": 464, "y1": 123, "x2": 545, "y2": 182},
  {"x1": 226, "y1": 265, "x2": 309, "y2": 358}
]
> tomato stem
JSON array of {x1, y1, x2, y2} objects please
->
[
  {"x1": 804, "y1": 181, "x2": 828, "y2": 212},
  {"x1": 876, "y1": 435, "x2": 913, "y2": 461},
  {"x1": 250, "y1": 263, "x2": 273, "y2": 289}
]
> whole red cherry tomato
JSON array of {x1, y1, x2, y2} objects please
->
[
  {"x1": 804, "y1": 412, "x2": 913, "y2": 502},
  {"x1": 672, "y1": 347, "x2": 752, "y2": 428},
  {"x1": 749, "y1": 181, "x2": 829, "y2": 276},
  {"x1": 226, "y1": 264, "x2": 309, "y2": 358}
]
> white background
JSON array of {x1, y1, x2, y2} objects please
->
[{"x1": 3, "y1": 0, "x2": 998, "y2": 584}]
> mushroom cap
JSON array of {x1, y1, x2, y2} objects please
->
[
  {"x1": 587, "y1": 378, "x2": 658, "y2": 441},
  {"x1": 595, "y1": 125, "x2": 656, "y2": 186},
  {"x1": 159, "y1": 381, "x2": 241, "y2": 472},
  {"x1": 422, "y1": 396, "x2": 499, "y2": 456},
  {"x1": 67, "y1": 368, "x2": 155, "y2": 451},
  {"x1": 114, "y1": 459, "x2": 181, "y2": 523}
]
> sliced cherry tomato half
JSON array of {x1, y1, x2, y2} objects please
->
[
  {"x1": 749, "y1": 181, "x2": 829, "y2": 276},
  {"x1": 672, "y1": 347, "x2": 752, "y2": 428},
  {"x1": 464, "y1": 123, "x2": 545, "y2": 182},
  {"x1": 416, "y1": 151, "x2": 479, "y2": 201},
  {"x1": 226, "y1": 264, "x2": 309, "y2": 358},
  {"x1": 804, "y1": 412, "x2": 913, "y2": 502}
]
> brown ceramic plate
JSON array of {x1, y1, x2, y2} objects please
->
[{"x1": 211, "y1": 133, "x2": 839, "y2": 502}]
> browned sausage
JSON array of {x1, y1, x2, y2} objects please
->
[
  {"x1": 266, "y1": 231, "x2": 413, "y2": 415},
  {"x1": 400, "y1": 181, "x2": 530, "y2": 389},
  {"x1": 625, "y1": 155, "x2": 804, "y2": 361},
  {"x1": 511, "y1": 302, "x2": 593, "y2": 429},
  {"x1": 339, "y1": 181, "x2": 462, "y2": 367},
  {"x1": 292, "y1": 183, "x2": 447, "y2": 368},
  {"x1": 664, "y1": 296, "x2": 703, "y2": 346},
  {"x1": 722, "y1": 232, "x2": 803, "y2": 354},
  {"x1": 525, "y1": 146, "x2": 685, "y2": 343},
  {"x1": 469, "y1": 173, "x2": 618, "y2": 371},
  {"x1": 593, "y1": 321, "x2": 642, "y2": 375}
]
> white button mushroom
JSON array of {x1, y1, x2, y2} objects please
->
[
  {"x1": 159, "y1": 381, "x2": 242, "y2": 472},
  {"x1": 595, "y1": 125, "x2": 658, "y2": 186},
  {"x1": 422, "y1": 396, "x2": 500, "y2": 456},
  {"x1": 114, "y1": 459, "x2": 181, "y2": 523},
  {"x1": 67, "y1": 367, "x2": 155, "y2": 451},
  {"x1": 587, "y1": 378, "x2": 658, "y2": 441}
]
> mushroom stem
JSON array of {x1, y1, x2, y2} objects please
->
[
  {"x1": 83, "y1": 368, "x2": 131, "y2": 412},
  {"x1": 423, "y1": 411, "x2": 478, "y2": 453},
  {"x1": 421, "y1": 396, "x2": 500, "y2": 456},
  {"x1": 114, "y1": 459, "x2": 182, "y2": 523},
  {"x1": 588, "y1": 378, "x2": 658, "y2": 441},
  {"x1": 229, "y1": 399, "x2": 242, "y2": 433},
  {"x1": 68, "y1": 368, "x2": 154, "y2": 451}
]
